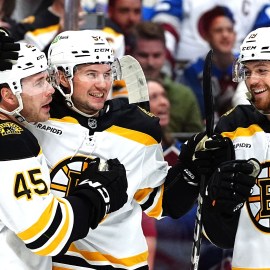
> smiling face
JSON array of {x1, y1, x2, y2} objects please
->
[
  {"x1": 64, "y1": 63, "x2": 113, "y2": 116},
  {"x1": 148, "y1": 80, "x2": 170, "y2": 127},
  {"x1": 20, "y1": 71, "x2": 55, "y2": 122},
  {"x1": 244, "y1": 61, "x2": 270, "y2": 113},
  {"x1": 204, "y1": 15, "x2": 236, "y2": 54}
]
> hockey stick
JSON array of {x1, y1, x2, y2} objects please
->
[
  {"x1": 190, "y1": 49, "x2": 214, "y2": 270},
  {"x1": 112, "y1": 55, "x2": 150, "y2": 111}
]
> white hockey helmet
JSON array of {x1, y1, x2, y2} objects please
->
[
  {"x1": 233, "y1": 27, "x2": 270, "y2": 82},
  {"x1": 48, "y1": 29, "x2": 114, "y2": 79},
  {"x1": 0, "y1": 42, "x2": 47, "y2": 119},
  {"x1": 47, "y1": 30, "x2": 115, "y2": 117}
]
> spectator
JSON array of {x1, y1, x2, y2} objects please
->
[
  {"x1": 147, "y1": 78, "x2": 182, "y2": 160},
  {"x1": 151, "y1": 0, "x2": 270, "y2": 73},
  {"x1": 82, "y1": 0, "x2": 157, "y2": 20},
  {"x1": 181, "y1": 5, "x2": 238, "y2": 120},
  {"x1": 104, "y1": 0, "x2": 142, "y2": 54},
  {"x1": 129, "y1": 21, "x2": 204, "y2": 133}
]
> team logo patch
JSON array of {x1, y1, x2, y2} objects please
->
[
  {"x1": 0, "y1": 122, "x2": 23, "y2": 136},
  {"x1": 247, "y1": 162, "x2": 270, "y2": 233},
  {"x1": 50, "y1": 156, "x2": 94, "y2": 197}
]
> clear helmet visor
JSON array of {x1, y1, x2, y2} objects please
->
[
  {"x1": 21, "y1": 70, "x2": 54, "y2": 96},
  {"x1": 48, "y1": 65, "x2": 61, "y2": 88},
  {"x1": 232, "y1": 59, "x2": 246, "y2": 82},
  {"x1": 233, "y1": 59, "x2": 270, "y2": 83}
]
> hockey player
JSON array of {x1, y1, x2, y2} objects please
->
[
  {"x1": 202, "y1": 27, "x2": 270, "y2": 269},
  {"x1": 26, "y1": 29, "x2": 253, "y2": 269},
  {"x1": 0, "y1": 33, "x2": 128, "y2": 269}
]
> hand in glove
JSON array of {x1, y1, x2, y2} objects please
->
[
  {"x1": 71, "y1": 158, "x2": 128, "y2": 229},
  {"x1": 207, "y1": 158, "x2": 261, "y2": 214},
  {"x1": 178, "y1": 132, "x2": 234, "y2": 186},
  {"x1": 0, "y1": 28, "x2": 20, "y2": 71}
]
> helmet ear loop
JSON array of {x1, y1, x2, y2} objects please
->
[{"x1": 63, "y1": 77, "x2": 75, "y2": 109}]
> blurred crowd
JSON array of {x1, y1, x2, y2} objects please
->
[{"x1": 4, "y1": 0, "x2": 270, "y2": 269}]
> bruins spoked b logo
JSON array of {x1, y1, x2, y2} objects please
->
[
  {"x1": 50, "y1": 156, "x2": 94, "y2": 197},
  {"x1": 247, "y1": 162, "x2": 270, "y2": 233}
]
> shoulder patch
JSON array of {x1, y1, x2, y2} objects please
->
[
  {"x1": 0, "y1": 121, "x2": 40, "y2": 161},
  {"x1": 221, "y1": 106, "x2": 236, "y2": 117},
  {"x1": 138, "y1": 106, "x2": 155, "y2": 118},
  {"x1": 0, "y1": 122, "x2": 24, "y2": 136}
]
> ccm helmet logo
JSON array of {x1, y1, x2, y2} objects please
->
[
  {"x1": 37, "y1": 54, "x2": 45, "y2": 60},
  {"x1": 242, "y1": 46, "x2": 256, "y2": 51},
  {"x1": 94, "y1": 48, "x2": 110, "y2": 52}
]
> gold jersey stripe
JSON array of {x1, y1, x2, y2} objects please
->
[
  {"x1": 28, "y1": 24, "x2": 59, "y2": 36},
  {"x1": 221, "y1": 124, "x2": 263, "y2": 140},
  {"x1": 53, "y1": 266, "x2": 73, "y2": 270},
  {"x1": 17, "y1": 196, "x2": 57, "y2": 240},
  {"x1": 49, "y1": 116, "x2": 79, "y2": 124},
  {"x1": 67, "y1": 243, "x2": 148, "y2": 267},
  {"x1": 36, "y1": 198, "x2": 71, "y2": 256},
  {"x1": 134, "y1": 188, "x2": 153, "y2": 203},
  {"x1": 106, "y1": 125, "x2": 158, "y2": 145},
  {"x1": 146, "y1": 185, "x2": 164, "y2": 218}
]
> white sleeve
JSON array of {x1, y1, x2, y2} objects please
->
[{"x1": 0, "y1": 154, "x2": 74, "y2": 256}]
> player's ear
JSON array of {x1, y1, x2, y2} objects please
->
[
  {"x1": 0, "y1": 86, "x2": 17, "y2": 105},
  {"x1": 58, "y1": 70, "x2": 70, "y2": 88}
]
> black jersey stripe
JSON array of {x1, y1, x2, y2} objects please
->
[
  {"x1": 140, "y1": 187, "x2": 159, "y2": 211},
  {"x1": 26, "y1": 204, "x2": 62, "y2": 249}
]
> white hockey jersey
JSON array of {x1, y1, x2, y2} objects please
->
[
  {"x1": 28, "y1": 99, "x2": 169, "y2": 269},
  {"x1": 0, "y1": 120, "x2": 79, "y2": 269},
  {"x1": 212, "y1": 105, "x2": 270, "y2": 269}
]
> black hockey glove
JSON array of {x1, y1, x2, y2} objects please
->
[
  {"x1": 207, "y1": 158, "x2": 261, "y2": 214},
  {"x1": 71, "y1": 158, "x2": 128, "y2": 229},
  {"x1": 178, "y1": 132, "x2": 234, "y2": 186},
  {"x1": 0, "y1": 28, "x2": 20, "y2": 71}
]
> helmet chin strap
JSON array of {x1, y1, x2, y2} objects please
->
[
  {"x1": 14, "y1": 112, "x2": 27, "y2": 124},
  {"x1": 65, "y1": 78, "x2": 100, "y2": 118},
  {"x1": 246, "y1": 91, "x2": 270, "y2": 115},
  {"x1": 0, "y1": 93, "x2": 28, "y2": 124}
]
